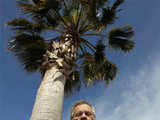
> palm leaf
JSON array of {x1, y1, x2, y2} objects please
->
[
  {"x1": 101, "y1": 59, "x2": 117, "y2": 86},
  {"x1": 111, "y1": 0, "x2": 124, "y2": 11},
  {"x1": 17, "y1": 0, "x2": 61, "y2": 26},
  {"x1": 17, "y1": 0, "x2": 61, "y2": 13},
  {"x1": 98, "y1": 0, "x2": 124, "y2": 30},
  {"x1": 81, "y1": 53, "x2": 117, "y2": 87},
  {"x1": 94, "y1": 40, "x2": 106, "y2": 64},
  {"x1": 6, "y1": 18, "x2": 53, "y2": 33},
  {"x1": 64, "y1": 70, "x2": 81, "y2": 97},
  {"x1": 16, "y1": 0, "x2": 39, "y2": 14},
  {"x1": 108, "y1": 25, "x2": 135, "y2": 52},
  {"x1": 101, "y1": 7, "x2": 116, "y2": 26},
  {"x1": 8, "y1": 33, "x2": 48, "y2": 72}
]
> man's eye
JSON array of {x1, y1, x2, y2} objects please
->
[
  {"x1": 74, "y1": 111, "x2": 93, "y2": 117},
  {"x1": 75, "y1": 112, "x2": 83, "y2": 117},
  {"x1": 85, "y1": 112, "x2": 92, "y2": 116}
]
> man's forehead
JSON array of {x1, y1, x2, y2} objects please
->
[{"x1": 74, "y1": 103, "x2": 92, "y2": 111}]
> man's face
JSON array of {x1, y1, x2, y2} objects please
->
[{"x1": 73, "y1": 104, "x2": 95, "y2": 120}]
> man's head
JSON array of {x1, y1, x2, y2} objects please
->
[{"x1": 71, "y1": 100, "x2": 95, "y2": 120}]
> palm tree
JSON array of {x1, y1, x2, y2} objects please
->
[{"x1": 6, "y1": 0, "x2": 135, "y2": 120}]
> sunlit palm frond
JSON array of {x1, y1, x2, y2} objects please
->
[{"x1": 108, "y1": 25, "x2": 135, "y2": 52}]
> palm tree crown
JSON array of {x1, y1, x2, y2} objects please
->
[{"x1": 6, "y1": 0, "x2": 135, "y2": 97}]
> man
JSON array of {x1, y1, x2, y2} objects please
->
[{"x1": 71, "y1": 100, "x2": 96, "y2": 120}]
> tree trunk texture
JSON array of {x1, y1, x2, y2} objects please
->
[
  {"x1": 30, "y1": 67, "x2": 66, "y2": 120},
  {"x1": 30, "y1": 33, "x2": 77, "y2": 120}
]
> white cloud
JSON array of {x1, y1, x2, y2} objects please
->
[{"x1": 95, "y1": 54, "x2": 160, "y2": 120}]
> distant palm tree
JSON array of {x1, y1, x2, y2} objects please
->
[{"x1": 6, "y1": 0, "x2": 135, "y2": 120}]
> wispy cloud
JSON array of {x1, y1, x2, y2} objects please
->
[{"x1": 95, "y1": 54, "x2": 160, "y2": 120}]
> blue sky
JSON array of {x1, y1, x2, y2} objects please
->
[{"x1": 1, "y1": 0, "x2": 160, "y2": 120}]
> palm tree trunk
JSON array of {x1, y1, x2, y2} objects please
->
[{"x1": 30, "y1": 66, "x2": 66, "y2": 120}]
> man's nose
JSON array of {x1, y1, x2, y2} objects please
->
[
  {"x1": 82, "y1": 112, "x2": 87, "y2": 117},
  {"x1": 81, "y1": 113, "x2": 87, "y2": 120}
]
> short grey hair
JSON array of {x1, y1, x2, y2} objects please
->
[{"x1": 70, "y1": 100, "x2": 96, "y2": 120}]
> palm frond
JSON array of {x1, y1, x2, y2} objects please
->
[
  {"x1": 17, "y1": 0, "x2": 39, "y2": 14},
  {"x1": 17, "y1": 0, "x2": 62, "y2": 26},
  {"x1": 109, "y1": 25, "x2": 135, "y2": 38},
  {"x1": 84, "y1": 0, "x2": 102, "y2": 31},
  {"x1": 17, "y1": 47, "x2": 46, "y2": 73},
  {"x1": 6, "y1": 18, "x2": 53, "y2": 33},
  {"x1": 101, "y1": 59, "x2": 117, "y2": 86},
  {"x1": 108, "y1": 25, "x2": 135, "y2": 52},
  {"x1": 17, "y1": 0, "x2": 61, "y2": 13},
  {"x1": 81, "y1": 54, "x2": 95, "y2": 87},
  {"x1": 98, "y1": 0, "x2": 124, "y2": 30},
  {"x1": 81, "y1": 53, "x2": 117, "y2": 87},
  {"x1": 111, "y1": 0, "x2": 124, "y2": 11},
  {"x1": 8, "y1": 33, "x2": 48, "y2": 72},
  {"x1": 101, "y1": 7, "x2": 116, "y2": 26},
  {"x1": 64, "y1": 70, "x2": 81, "y2": 97},
  {"x1": 44, "y1": 13, "x2": 61, "y2": 28},
  {"x1": 80, "y1": 38, "x2": 96, "y2": 52},
  {"x1": 94, "y1": 40, "x2": 106, "y2": 64}
]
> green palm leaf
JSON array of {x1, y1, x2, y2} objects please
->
[
  {"x1": 6, "y1": 18, "x2": 53, "y2": 33},
  {"x1": 81, "y1": 53, "x2": 117, "y2": 87},
  {"x1": 108, "y1": 25, "x2": 135, "y2": 52},
  {"x1": 94, "y1": 40, "x2": 106, "y2": 64},
  {"x1": 101, "y1": 59, "x2": 117, "y2": 85},
  {"x1": 64, "y1": 70, "x2": 81, "y2": 97},
  {"x1": 17, "y1": 0, "x2": 39, "y2": 14},
  {"x1": 111, "y1": 0, "x2": 124, "y2": 11},
  {"x1": 101, "y1": 8, "x2": 116, "y2": 26},
  {"x1": 17, "y1": 0, "x2": 60, "y2": 14},
  {"x1": 8, "y1": 33, "x2": 48, "y2": 72}
]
